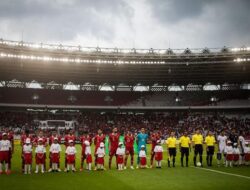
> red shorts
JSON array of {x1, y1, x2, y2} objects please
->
[
  {"x1": 233, "y1": 154, "x2": 239, "y2": 161},
  {"x1": 36, "y1": 153, "x2": 45, "y2": 164},
  {"x1": 125, "y1": 147, "x2": 134, "y2": 155},
  {"x1": 86, "y1": 154, "x2": 92, "y2": 164},
  {"x1": 66, "y1": 155, "x2": 75, "y2": 164},
  {"x1": 109, "y1": 147, "x2": 118, "y2": 156},
  {"x1": 155, "y1": 152, "x2": 163, "y2": 161},
  {"x1": 24, "y1": 153, "x2": 32, "y2": 164},
  {"x1": 226, "y1": 154, "x2": 234, "y2": 161},
  {"x1": 245, "y1": 153, "x2": 250, "y2": 161},
  {"x1": 51, "y1": 153, "x2": 60, "y2": 163},
  {"x1": 0, "y1": 151, "x2": 10, "y2": 163},
  {"x1": 140, "y1": 157, "x2": 147, "y2": 166},
  {"x1": 97, "y1": 157, "x2": 104, "y2": 165},
  {"x1": 116, "y1": 155, "x2": 124, "y2": 164}
]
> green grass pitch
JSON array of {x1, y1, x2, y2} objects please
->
[{"x1": 0, "y1": 144, "x2": 249, "y2": 190}]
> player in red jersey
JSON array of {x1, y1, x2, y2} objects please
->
[
  {"x1": 79, "y1": 131, "x2": 92, "y2": 171},
  {"x1": 20, "y1": 130, "x2": 33, "y2": 173},
  {"x1": 49, "y1": 130, "x2": 61, "y2": 145},
  {"x1": 108, "y1": 127, "x2": 120, "y2": 169},
  {"x1": 94, "y1": 129, "x2": 106, "y2": 170},
  {"x1": 124, "y1": 130, "x2": 135, "y2": 169},
  {"x1": 150, "y1": 129, "x2": 161, "y2": 168},
  {"x1": 64, "y1": 130, "x2": 76, "y2": 171},
  {"x1": 48, "y1": 130, "x2": 61, "y2": 172},
  {"x1": 33, "y1": 131, "x2": 47, "y2": 147}
]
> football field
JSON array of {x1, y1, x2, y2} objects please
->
[{"x1": 0, "y1": 144, "x2": 249, "y2": 190}]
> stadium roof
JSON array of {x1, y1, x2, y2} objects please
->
[{"x1": 0, "y1": 39, "x2": 250, "y2": 86}]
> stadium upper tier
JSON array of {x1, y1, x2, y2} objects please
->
[{"x1": 0, "y1": 39, "x2": 250, "y2": 85}]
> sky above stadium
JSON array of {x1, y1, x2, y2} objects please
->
[{"x1": 0, "y1": 0, "x2": 249, "y2": 49}]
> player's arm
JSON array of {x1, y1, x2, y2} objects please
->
[
  {"x1": 179, "y1": 138, "x2": 182, "y2": 151},
  {"x1": 239, "y1": 138, "x2": 244, "y2": 154}
]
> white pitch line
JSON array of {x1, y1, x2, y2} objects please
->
[{"x1": 191, "y1": 166, "x2": 250, "y2": 180}]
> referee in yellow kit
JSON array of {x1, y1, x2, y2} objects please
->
[
  {"x1": 192, "y1": 128, "x2": 204, "y2": 167},
  {"x1": 179, "y1": 131, "x2": 191, "y2": 167},
  {"x1": 205, "y1": 131, "x2": 216, "y2": 166},
  {"x1": 166, "y1": 131, "x2": 177, "y2": 167}
]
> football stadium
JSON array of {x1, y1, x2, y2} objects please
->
[{"x1": 0, "y1": 1, "x2": 250, "y2": 190}]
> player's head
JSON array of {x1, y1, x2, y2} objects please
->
[
  {"x1": 38, "y1": 131, "x2": 43, "y2": 137},
  {"x1": 69, "y1": 130, "x2": 73, "y2": 135},
  {"x1": 25, "y1": 138, "x2": 31, "y2": 145},
  {"x1": 98, "y1": 129, "x2": 103, "y2": 135},
  {"x1": 100, "y1": 142, "x2": 105, "y2": 148},
  {"x1": 208, "y1": 131, "x2": 213, "y2": 136},
  {"x1": 54, "y1": 138, "x2": 58, "y2": 143},
  {"x1": 83, "y1": 131, "x2": 87, "y2": 136},
  {"x1": 196, "y1": 129, "x2": 200, "y2": 134},
  {"x1": 38, "y1": 138, "x2": 43, "y2": 145},
  {"x1": 127, "y1": 130, "x2": 132, "y2": 135},
  {"x1": 141, "y1": 128, "x2": 145, "y2": 134},
  {"x1": 221, "y1": 130, "x2": 225, "y2": 136},
  {"x1": 170, "y1": 131, "x2": 175, "y2": 137},
  {"x1": 52, "y1": 130, "x2": 57, "y2": 136},
  {"x1": 2, "y1": 133, "x2": 7, "y2": 140},
  {"x1": 84, "y1": 140, "x2": 90, "y2": 146},
  {"x1": 69, "y1": 140, "x2": 74, "y2": 146},
  {"x1": 25, "y1": 129, "x2": 30, "y2": 136},
  {"x1": 113, "y1": 127, "x2": 118, "y2": 133},
  {"x1": 183, "y1": 131, "x2": 188, "y2": 136}
]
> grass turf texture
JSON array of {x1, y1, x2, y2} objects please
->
[{"x1": 0, "y1": 144, "x2": 249, "y2": 190}]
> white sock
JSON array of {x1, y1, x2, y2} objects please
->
[
  {"x1": 24, "y1": 165, "x2": 27, "y2": 173},
  {"x1": 67, "y1": 164, "x2": 70, "y2": 171},
  {"x1": 5, "y1": 163, "x2": 8, "y2": 172},
  {"x1": 28, "y1": 165, "x2": 31, "y2": 173},
  {"x1": 36, "y1": 165, "x2": 39, "y2": 172},
  {"x1": 88, "y1": 163, "x2": 91, "y2": 170},
  {"x1": 41, "y1": 165, "x2": 44, "y2": 172}
]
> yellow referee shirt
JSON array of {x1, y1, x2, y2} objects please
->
[
  {"x1": 205, "y1": 136, "x2": 215, "y2": 146},
  {"x1": 192, "y1": 134, "x2": 203, "y2": 145},
  {"x1": 166, "y1": 137, "x2": 177, "y2": 148},
  {"x1": 179, "y1": 136, "x2": 191, "y2": 148}
]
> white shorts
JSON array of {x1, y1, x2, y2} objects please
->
[{"x1": 219, "y1": 145, "x2": 226, "y2": 154}]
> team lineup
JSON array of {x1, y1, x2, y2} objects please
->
[{"x1": 0, "y1": 127, "x2": 249, "y2": 175}]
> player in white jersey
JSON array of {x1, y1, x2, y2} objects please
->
[
  {"x1": 84, "y1": 141, "x2": 92, "y2": 171},
  {"x1": 244, "y1": 142, "x2": 250, "y2": 165},
  {"x1": 35, "y1": 138, "x2": 46, "y2": 173},
  {"x1": 22, "y1": 139, "x2": 32, "y2": 174},
  {"x1": 0, "y1": 133, "x2": 12, "y2": 174},
  {"x1": 238, "y1": 132, "x2": 246, "y2": 165},
  {"x1": 96, "y1": 142, "x2": 105, "y2": 170},
  {"x1": 65, "y1": 140, "x2": 77, "y2": 172},
  {"x1": 49, "y1": 138, "x2": 62, "y2": 172},
  {"x1": 224, "y1": 141, "x2": 234, "y2": 167},
  {"x1": 217, "y1": 131, "x2": 227, "y2": 166},
  {"x1": 116, "y1": 142, "x2": 125, "y2": 171}
]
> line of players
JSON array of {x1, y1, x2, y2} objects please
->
[{"x1": 0, "y1": 127, "x2": 250, "y2": 174}]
